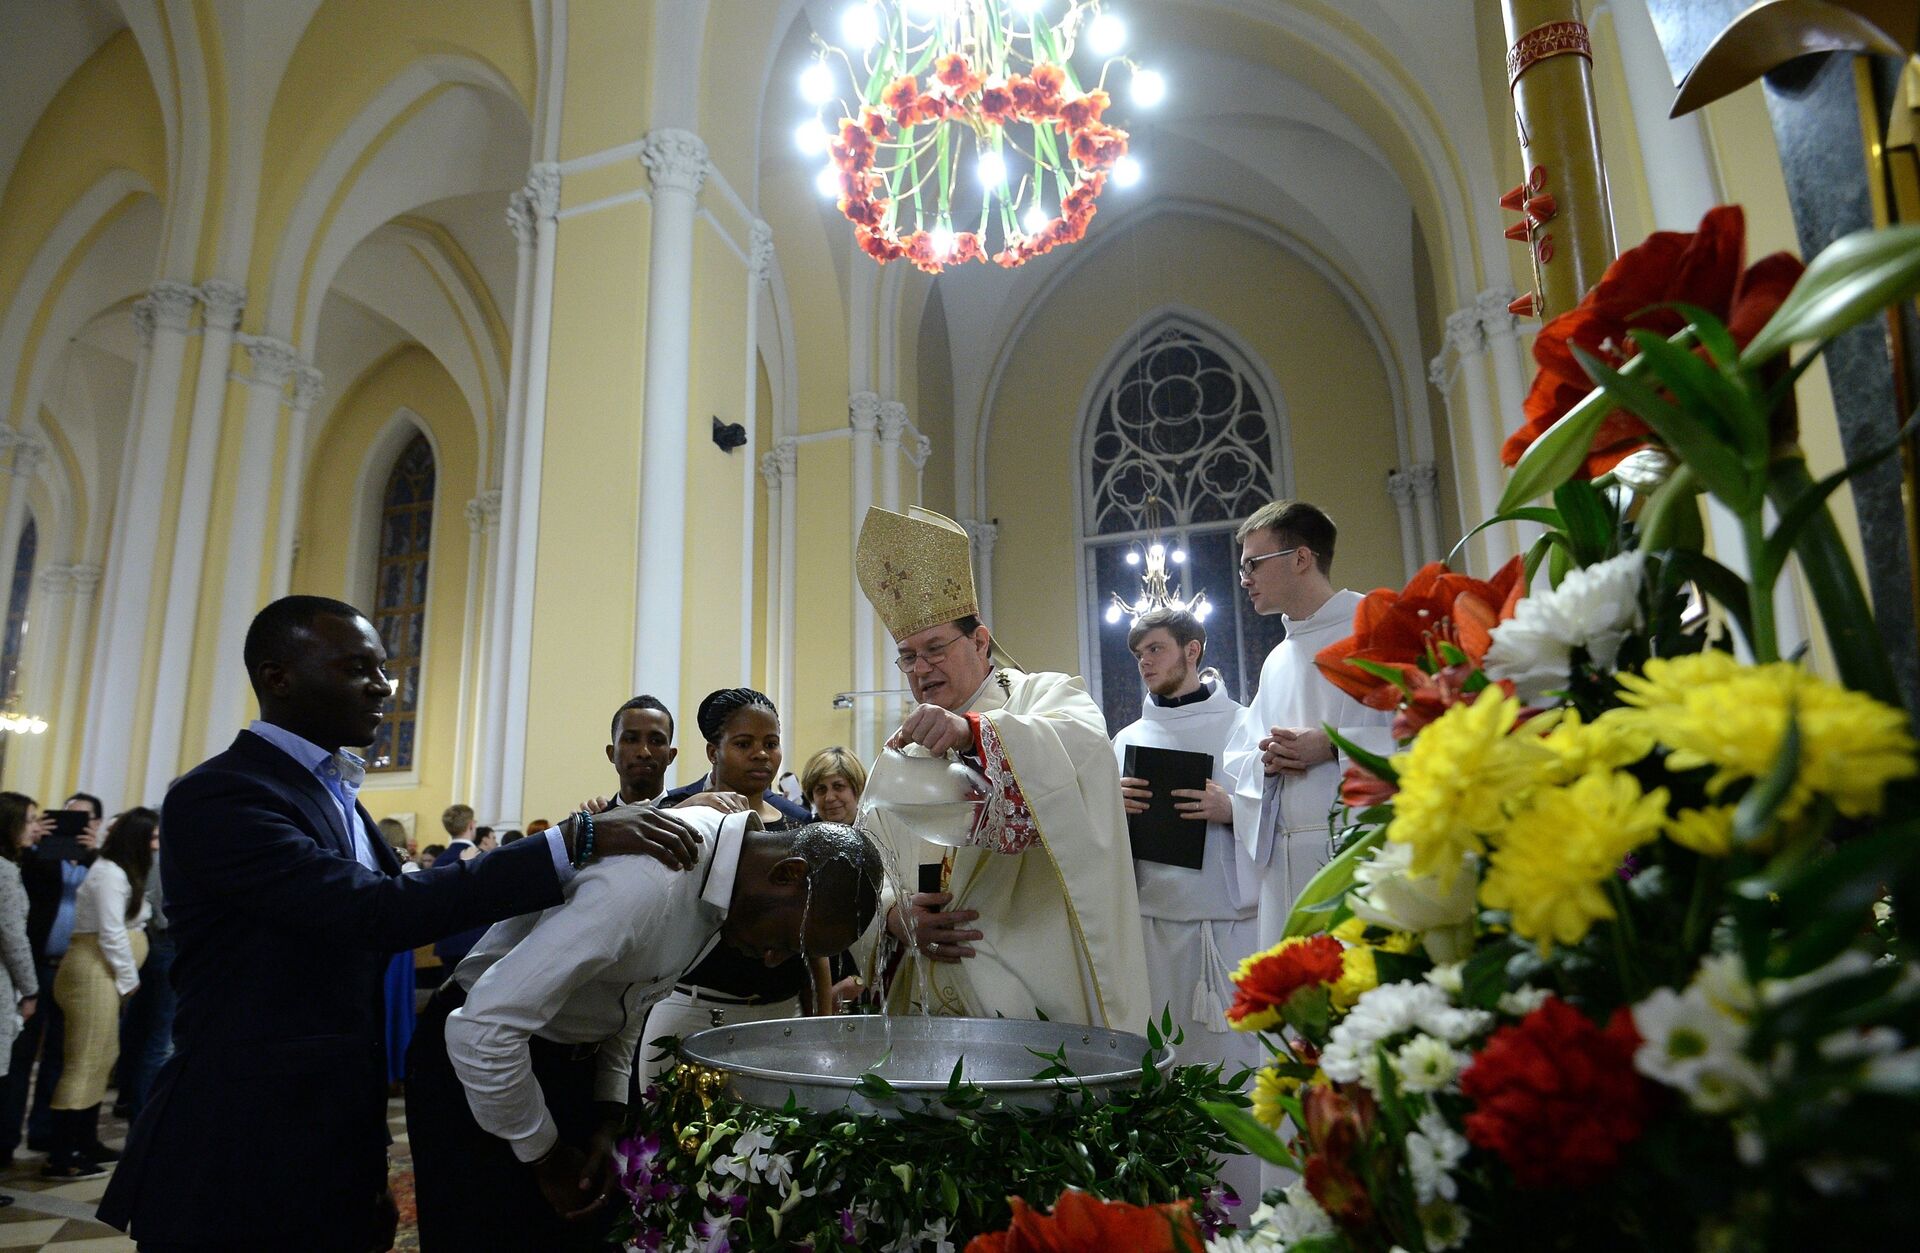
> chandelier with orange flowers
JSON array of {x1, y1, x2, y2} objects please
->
[{"x1": 796, "y1": 1, "x2": 1164, "y2": 274}]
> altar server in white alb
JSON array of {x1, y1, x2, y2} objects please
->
[
  {"x1": 854, "y1": 505, "x2": 1151, "y2": 1033},
  {"x1": 1111, "y1": 605, "x2": 1261, "y2": 1201},
  {"x1": 1222, "y1": 501, "x2": 1394, "y2": 947}
]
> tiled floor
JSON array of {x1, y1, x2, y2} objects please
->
[{"x1": 0, "y1": 1099, "x2": 420, "y2": 1252}]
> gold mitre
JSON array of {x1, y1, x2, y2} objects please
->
[{"x1": 856, "y1": 506, "x2": 978, "y2": 640}]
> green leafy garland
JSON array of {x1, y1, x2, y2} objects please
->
[{"x1": 615, "y1": 1023, "x2": 1250, "y2": 1251}]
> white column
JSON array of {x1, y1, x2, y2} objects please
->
[
  {"x1": 1441, "y1": 308, "x2": 1513, "y2": 564},
  {"x1": 631, "y1": 129, "x2": 708, "y2": 725},
  {"x1": 48, "y1": 563, "x2": 98, "y2": 797},
  {"x1": 496, "y1": 163, "x2": 561, "y2": 825},
  {"x1": 0, "y1": 434, "x2": 46, "y2": 593},
  {"x1": 740, "y1": 221, "x2": 772, "y2": 680},
  {"x1": 477, "y1": 187, "x2": 538, "y2": 821},
  {"x1": 271, "y1": 365, "x2": 325, "y2": 597},
  {"x1": 908, "y1": 431, "x2": 931, "y2": 507},
  {"x1": 1386, "y1": 469, "x2": 1422, "y2": 578},
  {"x1": 1477, "y1": 288, "x2": 1531, "y2": 437},
  {"x1": 960, "y1": 519, "x2": 999, "y2": 624},
  {"x1": 765, "y1": 437, "x2": 798, "y2": 723},
  {"x1": 848, "y1": 391, "x2": 880, "y2": 759},
  {"x1": 191, "y1": 335, "x2": 300, "y2": 769},
  {"x1": 79, "y1": 281, "x2": 196, "y2": 807},
  {"x1": 878, "y1": 401, "x2": 907, "y2": 513},
  {"x1": 454, "y1": 491, "x2": 500, "y2": 804},
  {"x1": 1409, "y1": 461, "x2": 1442, "y2": 566}
]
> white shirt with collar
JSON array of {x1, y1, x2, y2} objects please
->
[{"x1": 443, "y1": 806, "x2": 756, "y2": 1162}]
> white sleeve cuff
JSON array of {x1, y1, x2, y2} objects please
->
[
  {"x1": 544, "y1": 828, "x2": 575, "y2": 884},
  {"x1": 511, "y1": 1112, "x2": 560, "y2": 1164}
]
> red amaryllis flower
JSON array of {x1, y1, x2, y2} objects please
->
[
  {"x1": 1303, "y1": 1154, "x2": 1374, "y2": 1229},
  {"x1": 1057, "y1": 88, "x2": 1110, "y2": 130},
  {"x1": 1340, "y1": 760, "x2": 1398, "y2": 808},
  {"x1": 1459, "y1": 998, "x2": 1649, "y2": 1189},
  {"x1": 1069, "y1": 121, "x2": 1128, "y2": 170},
  {"x1": 1315, "y1": 557, "x2": 1526, "y2": 709},
  {"x1": 1502, "y1": 205, "x2": 1806, "y2": 477},
  {"x1": 1392, "y1": 664, "x2": 1515, "y2": 740},
  {"x1": 1226, "y1": 934, "x2": 1346, "y2": 1031},
  {"x1": 964, "y1": 1190, "x2": 1203, "y2": 1252},
  {"x1": 934, "y1": 52, "x2": 984, "y2": 98},
  {"x1": 980, "y1": 80, "x2": 1017, "y2": 124}
]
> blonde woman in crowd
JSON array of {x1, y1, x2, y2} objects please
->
[{"x1": 800, "y1": 746, "x2": 867, "y2": 824}]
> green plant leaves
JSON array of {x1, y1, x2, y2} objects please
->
[
  {"x1": 1283, "y1": 826, "x2": 1386, "y2": 938},
  {"x1": 1742, "y1": 223, "x2": 1920, "y2": 365},
  {"x1": 1200, "y1": 1101, "x2": 1299, "y2": 1168},
  {"x1": 1499, "y1": 376, "x2": 1622, "y2": 512}
]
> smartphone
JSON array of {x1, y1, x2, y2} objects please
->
[{"x1": 46, "y1": 810, "x2": 90, "y2": 840}]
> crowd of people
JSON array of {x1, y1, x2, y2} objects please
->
[{"x1": 0, "y1": 494, "x2": 1387, "y2": 1249}]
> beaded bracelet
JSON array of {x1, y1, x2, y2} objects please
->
[{"x1": 571, "y1": 808, "x2": 596, "y2": 869}]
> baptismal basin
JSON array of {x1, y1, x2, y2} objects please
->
[{"x1": 678, "y1": 1015, "x2": 1173, "y2": 1118}]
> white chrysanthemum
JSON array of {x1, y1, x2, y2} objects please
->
[
  {"x1": 1631, "y1": 985, "x2": 1763, "y2": 1112},
  {"x1": 1351, "y1": 841, "x2": 1478, "y2": 962},
  {"x1": 1420, "y1": 1200, "x2": 1472, "y2": 1251},
  {"x1": 1695, "y1": 952, "x2": 1758, "y2": 1018},
  {"x1": 1393, "y1": 1033, "x2": 1466, "y2": 1093},
  {"x1": 1425, "y1": 963, "x2": 1465, "y2": 996},
  {"x1": 1321, "y1": 982, "x2": 1491, "y2": 1083},
  {"x1": 1497, "y1": 986, "x2": 1553, "y2": 1017},
  {"x1": 1405, "y1": 1109, "x2": 1468, "y2": 1203},
  {"x1": 1484, "y1": 550, "x2": 1647, "y2": 700},
  {"x1": 1863, "y1": 1046, "x2": 1920, "y2": 1093}
]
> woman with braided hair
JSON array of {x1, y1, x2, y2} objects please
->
[{"x1": 641, "y1": 688, "x2": 838, "y2": 1078}]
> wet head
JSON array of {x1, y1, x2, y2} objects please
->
[{"x1": 723, "y1": 821, "x2": 882, "y2": 967}]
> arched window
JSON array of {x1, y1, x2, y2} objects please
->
[
  {"x1": 0, "y1": 516, "x2": 37, "y2": 782},
  {"x1": 369, "y1": 433, "x2": 433, "y2": 772},
  {"x1": 1079, "y1": 317, "x2": 1290, "y2": 731}
]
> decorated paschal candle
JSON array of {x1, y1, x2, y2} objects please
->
[{"x1": 1499, "y1": 0, "x2": 1619, "y2": 321}]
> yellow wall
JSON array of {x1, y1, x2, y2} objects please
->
[
  {"x1": 984, "y1": 212, "x2": 1405, "y2": 673},
  {"x1": 291, "y1": 344, "x2": 479, "y2": 824}
]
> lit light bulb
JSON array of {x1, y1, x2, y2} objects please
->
[
  {"x1": 1022, "y1": 203, "x2": 1051, "y2": 234},
  {"x1": 929, "y1": 225, "x2": 956, "y2": 257},
  {"x1": 1088, "y1": 12, "x2": 1127, "y2": 55},
  {"x1": 1130, "y1": 68, "x2": 1166, "y2": 107},
  {"x1": 815, "y1": 166, "x2": 842, "y2": 198},
  {"x1": 1124, "y1": 551, "x2": 1141, "y2": 567},
  {"x1": 904, "y1": 0, "x2": 948, "y2": 23},
  {"x1": 1195, "y1": 602, "x2": 1211, "y2": 620},
  {"x1": 1112, "y1": 155, "x2": 1143, "y2": 187},
  {"x1": 799, "y1": 62, "x2": 835, "y2": 105},
  {"x1": 977, "y1": 151, "x2": 1007, "y2": 188},
  {"x1": 1012, "y1": 0, "x2": 1045, "y2": 13},
  {"x1": 1105, "y1": 604, "x2": 1124, "y2": 624},
  {"x1": 1171, "y1": 547, "x2": 1187, "y2": 564},
  {"x1": 841, "y1": 3, "x2": 881, "y2": 48},
  {"x1": 1149, "y1": 543, "x2": 1165, "y2": 559},
  {"x1": 794, "y1": 119, "x2": 829, "y2": 156}
]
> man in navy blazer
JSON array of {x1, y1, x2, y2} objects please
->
[{"x1": 99, "y1": 596, "x2": 703, "y2": 1251}]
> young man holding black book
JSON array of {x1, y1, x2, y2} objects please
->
[{"x1": 1112, "y1": 605, "x2": 1260, "y2": 1203}]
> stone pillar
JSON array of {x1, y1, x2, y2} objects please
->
[
  {"x1": 878, "y1": 401, "x2": 907, "y2": 513},
  {"x1": 1477, "y1": 287, "x2": 1532, "y2": 436},
  {"x1": 960, "y1": 519, "x2": 1000, "y2": 624},
  {"x1": 271, "y1": 365, "x2": 325, "y2": 598},
  {"x1": 848, "y1": 391, "x2": 880, "y2": 760},
  {"x1": 496, "y1": 163, "x2": 561, "y2": 825},
  {"x1": 761, "y1": 438, "x2": 798, "y2": 723},
  {"x1": 48, "y1": 563, "x2": 98, "y2": 797},
  {"x1": 739, "y1": 221, "x2": 773, "y2": 680},
  {"x1": 192, "y1": 335, "x2": 301, "y2": 769},
  {"x1": 1440, "y1": 308, "x2": 1513, "y2": 564},
  {"x1": 1409, "y1": 461, "x2": 1442, "y2": 568},
  {"x1": 454, "y1": 490, "x2": 500, "y2": 804},
  {"x1": 80, "y1": 281, "x2": 196, "y2": 807},
  {"x1": 477, "y1": 186, "x2": 540, "y2": 822},
  {"x1": 1386, "y1": 469, "x2": 1422, "y2": 578},
  {"x1": 631, "y1": 130, "x2": 708, "y2": 724}
]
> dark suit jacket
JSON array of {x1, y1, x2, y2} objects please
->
[
  {"x1": 659, "y1": 774, "x2": 812, "y2": 824},
  {"x1": 99, "y1": 731, "x2": 566, "y2": 1246}
]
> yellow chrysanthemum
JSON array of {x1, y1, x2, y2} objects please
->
[
  {"x1": 1479, "y1": 770, "x2": 1670, "y2": 951},
  {"x1": 1666, "y1": 805, "x2": 1735, "y2": 857},
  {"x1": 1530, "y1": 707, "x2": 1656, "y2": 782},
  {"x1": 1252, "y1": 1063, "x2": 1299, "y2": 1129},
  {"x1": 1328, "y1": 945, "x2": 1379, "y2": 1011},
  {"x1": 1613, "y1": 654, "x2": 1916, "y2": 820},
  {"x1": 1330, "y1": 916, "x2": 1367, "y2": 945},
  {"x1": 1386, "y1": 691, "x2": 1552, "y2": 884}
]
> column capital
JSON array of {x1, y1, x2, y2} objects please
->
[
  {"x1": 8, "y1": 433, "x2": 47, "y2": 479},
  {"x1": 466, "y1": 489, "x2": 503, "y2": 532},
  {"x1": 848, "y1": 391, "x2": 881, "y2": 433},
  {"x1": 960, "y1": 518, "x2": 999, "y2": 552},
  {"x1": 1475, "y1": 287, "x2": 1521, "y2": 341},
  {"x1": 877, "y1": 400, "x2": 908, "y2": 444},
  {"x1": 196, "y1": 280, "x2": 248, "y2": 332},
  {"x1": 907, "y1": 432, "x2": 932, "y2": 469},
  {"x1": 1427, "y1": 350, "x2": 1454, "y2": 391},
  {"x1": 146, "y1": 281, "x2": 199, "y2": 333},
  {"x1": 132, "y1": 300, "x2": 157, "y2": 346},
  {"x1": 1409, "y1": 460, "x2": 1439, "y2": 498},
  {"x1": 238, "y1": 335, "x2": 301, "y2": 389},
  {"x1": 68, "y1": 563, "x2": 103, "y2": 596},
  {"x1": 1386, "y1": 467, "x2": 1415, "y2": 506},
  {"x1": 768, "y1": 436, "x2": 798, "y2": 478},
  {"x1": 748, "y1": 220, "x2": 775, "y2": 284},
  {"x1": 291, "y1": 364, "x2": 325, "y2": 412},
  {"x1": 523, "y1": 163, "x2": 561, "y2": 223},
  {"x1": 640, "y1": 129, "x2": 709, "y2": 197},
  {"x1": 1443, "y1": 306, "x2": 1486, "y2": 357},
  {"x1": 507, "y1": 189, "x2": 535, "y2": 247},
  {"x1": 759, "y1": 450, "x2": 785, "y2": 490}
]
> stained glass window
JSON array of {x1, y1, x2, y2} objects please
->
[
  {"x1": 0, "y1": 516, "x2": 37, "y2": 783},
  {"x1": 369, "y1": 434, "x2": 432, "y2": 772},
  {"x1": 1080, "y1": 321, "x2": 1288, "y2": 732}
]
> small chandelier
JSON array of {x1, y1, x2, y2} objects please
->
[
  {"x1": 797, "y1": 1, "x2": 1165, "y2": 274},
  {"x1": 0, "y1": 709, "x2": 48, "y2": 735},
  {"x1": 1104, "y1": 497, "x2": 1210, "y2": 627}
]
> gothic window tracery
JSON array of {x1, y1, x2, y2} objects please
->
[{"x1": 370, "y1": 433, "x2": 433, "y2": 772}]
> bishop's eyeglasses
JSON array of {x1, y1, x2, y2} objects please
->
[
  {"x1": 894, "y1": 632, "x2": 968, "y2": 673},
  {"x1": 1239, "y1": 546, "x2": 1301, "y2": 578}
]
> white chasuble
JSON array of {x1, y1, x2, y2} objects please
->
[
  {"x1": 1221, "y1": 590, "x2": 1395, "y2": 947},
  {"x1": 877, "y1": 668, "x2": 1151, "y2": 1033}
]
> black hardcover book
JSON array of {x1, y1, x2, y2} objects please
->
[{"x1": 1122, "y1": 743, "x2": 1211, "y2": 869}]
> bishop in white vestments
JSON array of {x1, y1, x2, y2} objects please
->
[
  {"x1": 1221, "y1": 502, "x2": 1394, "y2": 948},
  {"x1": 854, "y1": 506, "x2": 1151, "y2": 1033}
]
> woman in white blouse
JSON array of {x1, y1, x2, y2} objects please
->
[{"x1": 44, "y1": 807, "x2": 156, "y2": 1180}]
